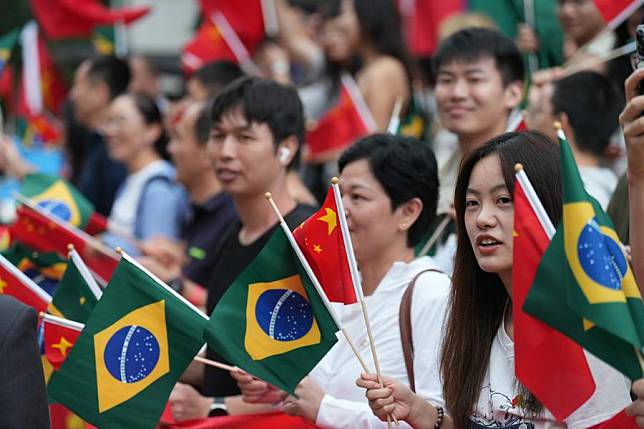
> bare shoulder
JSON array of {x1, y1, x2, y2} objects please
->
[{"x1": 361, "y1": 56, "x2": 407, "y2": 83}]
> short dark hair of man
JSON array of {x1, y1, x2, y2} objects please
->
[
  {"x1": 338, "y1": 134, "x2": 439, "y2": 247},
  {"x1": 433, "y1": 27, "x2": 524, "y2": 86},
  {"x1": 210, "y1": 76, "x2": 305, "y2": 168},
  {"x1": 194, "y1": 102, "x2": 212, "y2": 145},
  {"x1": 86, "y1": 55, "x2": 131, "y2": 100},
  {"x1": 551, "y1": 70, "x2": 622, "y2": 158},
  {"x1": 192, "y1": 61, "x2": 245, "y2": 98}
]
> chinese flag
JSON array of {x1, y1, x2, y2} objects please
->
[
  {"x1": 306, "y1": 77, "x2": 375, "y2": 162},
  {"x1": 0, "y1": 254, "x2": 51, "y2": 312},
  {"x1": 43, "y1": 316, "x2": 82, "y2": 370},
  {"x1": 199, "y1": 0, "x2": 265, "y2": 52},
  {"x1": 593, "y1": 0, "x2": 644, "y2": 29},
  {"x1": 10, "y1": 204, "x2": 119, "y2": 284},
  {"x1": 513, "y1": 176, "x2": 595, "y2": 420},
  {"x1": 400, "y1": 0, "x2": 464, "y2": 56},
  {"x1": 30, "y1": 0, "x2": 150, "y2": 39},
  {"x1": 181, "y1": 19, "x2": 237, "y2": 75},
  {"x1": 293, "y1": 186, "x2": 357, "y2": 305}
]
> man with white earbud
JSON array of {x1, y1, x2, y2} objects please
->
[{"x1": 168, "y1": 77, "x2": 317, "y2": 421}]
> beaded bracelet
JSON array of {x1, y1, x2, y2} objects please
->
[{"x1": 434, "y1": 405, "x2": 444, "y2": 429}]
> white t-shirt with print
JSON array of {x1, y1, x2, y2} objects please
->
[{"x1": 470, "y1": 324, "x2": 631, "y2": 428}]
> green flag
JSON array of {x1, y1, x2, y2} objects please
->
[
  {"x1": 204, "y1": 227, "x2": 340, "y2": 395},
  {"x1": 50, "y1": 248, "x2": 102, "y2": 323},
  {"x1": 0, "y1": 28, "x2": 20, "y2": 76},
  {"x1": 2, "y1": 243, "x2": 67, "y2": 296},
  {"x1": 524, "y1": 132, "x2": 644, "y2": 381},
  {"x1": 48, "y1": 253, "x2": 208, "y2": 429},
  {"x1": 93, "y1": 26, "x2": 116, "y2": 55},
  {"x1": 20, "y1": 173, "x2": 95, "y2": 229}
]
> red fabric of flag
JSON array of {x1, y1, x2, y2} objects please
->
[
  {"x1": 0, "y1": 258, "x2": 50, "y2": 312},
  {"x1": 161, "y1": 411, "x2": 320, "y2": 428},
  {"x1": 593, "y1": 0, "x2": 644, "y2": 29},
  {"x1": 43, "y1": 318, "x2": 81, "y2": 370},
  {"x1": 590, "y1": 409, "x2": 639, "y2": 429},
  {"x1": 30, "y1": 0, "x2": 150, "y2": 39},
  {"x1": 10, "y1": 205, "x2": 118, "y2": 283},
  {"x1": 306, "y1": 84, "x2": 369, "y2": 162},
  {"x1": 513, "y1": 179, "x2": 595, "y2": 420},
  {"x1": 84, "y1": 212, "x2": 108, "y2": 236},
  {"x1": 401, "y1": 0, "x2": 464, "y2": 56},
  {"x1": 181, "y1": 20, "x2": 237, "y2": 75},
  {"x1": 293, "y1": 187, "x2": 357, "y2": 305},
  {"x1": 199, "y1": 0, "x2": 265, "y2": 52}
]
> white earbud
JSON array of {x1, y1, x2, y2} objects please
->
[{"x1": 278, "y1": 147, "x2": 291, "y2": 163}]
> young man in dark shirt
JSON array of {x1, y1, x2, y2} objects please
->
[{"x1": 168, "y1": 77, "x2": 315, "y2": 421}]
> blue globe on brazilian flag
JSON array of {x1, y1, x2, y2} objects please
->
[
  {"x1": 205, "y1": 227, "x2": 339, "y2": 395},
  {"x1": 524, "y1": 132, "x2": 644, "y2": 381},
  {"x1": 48, "y1": 254, "x2": 207, "y2": 429}
]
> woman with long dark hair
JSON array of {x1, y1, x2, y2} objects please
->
[{"x1": 358, "y1": 131, "x2": 631, "y2": 428}]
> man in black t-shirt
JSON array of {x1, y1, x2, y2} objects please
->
[{"x1": 168, "y1": 77, "x2": 316, "y2": 422}]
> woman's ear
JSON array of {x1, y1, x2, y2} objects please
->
[
  {"x1": 145, "y1": 123, "x2": 163, "y2": 146},
  {"x1": 398, "y1": 197, "x2": 423, "y2": 232}
]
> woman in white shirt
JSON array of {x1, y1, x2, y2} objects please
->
[
  {"x1": 358, "y1": 131, "x2": 632, "y2": 428},
  {"x1": 233, "y1": 133, "x2": 451, "y2": 428}
]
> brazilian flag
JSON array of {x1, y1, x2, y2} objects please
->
[
  {"x1": 524, "y1": 132, "x2": 644, "y2": 381},
  {"x1": 48, "y1": 254, "x2": 208, "y2": 429},
  {"x1": 93, "y1": 26, "x2": 116, "y2": 55},
  {"x1": 204, "y1": 227, "x2": 339, "y2": 395},
  {"x1": 21, "y1": 173, "x2": 95, "y2": 229},
  {"x1": 0, "y1": 28, "x2": 19, "y2": 77},
  {"x1": 50, "y1": 248, "x2": 102, "y2": 323},
  {"x1": 2, "y1": 243, "x2": 67, "y2": 296}
]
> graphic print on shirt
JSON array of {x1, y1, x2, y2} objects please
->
[{"x1": 470, "y1": 384, "x2": 535, "y2": 428}]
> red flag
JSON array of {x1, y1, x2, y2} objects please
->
[
  {"x1": 42, "y1": 314, "x2": 82, "y2": 370},
  {"x1": 593, "y1": 0, "x2": 644, "y2": 29},
  {"x1": 513, "y1": 171, "x2": 595, "y2": 420},
  {"x1": 162, "y1": 411, "x2": 320, "y2": 428},
  {"x1": 293, "y1": 186, "x2": 357, "y2": 305},
  {"x1": 30, "y1": 0, "x2": 150, "y2": 39},
  {"x1": 306, "y1": 75, "x2": 377, "y2": 162},
  {"x1": 84, "y1": 212, "x2": 109, "y2": 236},
  {"x1": 10, "y1": 203, "x2": 119, "y2": 284},
  {"x1": 399, "y1": 0, "x2": 464, "y2": 56},
  {"x1": 199, "y1": 0, "x2": 266, "y2": 52},
  {"x1": 0, "y1": 254, "x2": 51, "y2": 312},
  {"x1": 590, "y1": 409, "x2": 639, "y2": 429},
  {"x1": 181, "y1": 19, "x2": 238, "y2": 75}
]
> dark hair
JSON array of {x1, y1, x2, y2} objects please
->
[
  {"x1": 442, "y1": 131, "x2": 560, "y2": 427},
  {"x1": 338, "y1": 134, "x2": 438, "y2": 247},
  {"x1": 433, "y1": 27, "x2": 524, "y2": 86},
  {"x1": 191, "y1": 61, "x2": 245, "y2": 98},
  {"x1": 551, "y1": 71, "x2": 621, "y2": 157},
  {"x1": 194, "y1": 102, "x2": 212, "y2": 145},
  {"x1": 319, "y1": 0, "x2": 412, "y2": 84},
  {"x1": 86, "y1": 55, "x2": 131, "y2": 100},
  {"x1": 128, "y1": 92, "x2": 170, "y2": 160},
  {"x1": 210, "y1": 77, "x2": 305, "y2": 167}
]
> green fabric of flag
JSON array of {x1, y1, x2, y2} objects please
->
[
  {"x1": 1, "y1": 243, "x2": 67, "y2": 296},
  {"x1": 524, "y1": 135, "x2": 644, "y2": 381},
  {"x1": 48, "y1": 255, "x2": 208, "y2": 429},
  {"x1": 20, "y1": 173, "x2": 95, "y2": 229},
  {"x1": 93, "y1": 26, "x2": 116, "y2": 55},
  {"x1": 0, "y1": 28, "x2": 20, "y2": 75},
  {"x1": 50, "y1": 250, "x2": 100, "y2": 323},
  {"x1": 204, "y1": 227, "x2": 339, "y2": 396}
]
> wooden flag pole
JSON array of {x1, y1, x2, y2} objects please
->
[
  {"x1": 264, "y1": 192, "x2": 370, "y2": 375},
  {"x1": 386, "y1": 96, "x2": 404, "y2": 135},
  {"x1": 194, "y1": 356, "x2": 237, "y2": 372},
  {"x1": 330, "y1": 179, "x2": 398, "y2": 426},
  {"x1": 417, "y1": 216, "x2": 451, "y2": 258}
]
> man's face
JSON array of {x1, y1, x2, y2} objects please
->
[
  {"x1": 167, "y1": 104, "x2": 205, "y2": 187},
  {"x1": 69, "y1": 62, "x2": 107, "y2": 128},
  {"x1": 557, "y1": 0, "x2": 605, "y2": 46},
  {"x1": 435, "y1": 57, "x2": 519, "y2": 142},
  {"x1": 207, "y1": 107, "x2": 283, "y2": 197}
]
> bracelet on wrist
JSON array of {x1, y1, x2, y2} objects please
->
[{"x1": 434, "y1": 405, "x2": 444, "y2": 429}]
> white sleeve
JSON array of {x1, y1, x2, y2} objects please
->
[
  {"x1": 410, "y1": 271, "x2": 451, "y2": 409},
  {"x1": 316, "y1": 394, "x2": 413, "y2": 429}
]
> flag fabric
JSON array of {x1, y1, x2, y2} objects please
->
[
  {"x1": 10, "y1": 202, "x2": 119, "y2": 284},
  {"x1": 399, "y1": 0, "x2": 463, "y2": 56},
  {"x1": 593, "y1": 0, "x2": 644, "y2": 30},
  {"x1": 21, "y1": 173, "x2": 95, "y2": 230},
  {"x1": 163, "y1": 411, "x2": 321, "y2": 428},
  {"x1": 29, "y1": 0, "x2": 150, "y2": 40},
  {"x1": 48, "y1": 253, "x2": 208, "y2": 429},
  {"x1": 50, "y1": 247, "x2": 102, "y2": 323},
  {"x1": 181, "y1": 19, "x2": 238, "y2": 75},
  {"x1": 293, "y1": 186, "x2": 357, "y2": 305},
  {"x1": 0, "y1": 253, "x2": 51, "y2": 312},
  {"x1": 524, "y1": 132, "x2": 644, "y2": 381},
  {"x1": 199, "y1": 0, "x2": 267, "y2": 52},
  {"x1": 42, "y1": 313, "x2": 83, "y2": 370},
  {"x1": 204, "y1": 227, "x2": 339, "y2": 395},
  {"x1": 2, "y1": 243, "x2": 67, "y2": 296},
  {"x1": 512, "y1": 169, "x2": 595, "y2": 420},
  {"x1": 593, "y1": 409, "x2": 640, "y2": 428},
  {"x1": 93, "y1": 26, "x2": 116, "y2": 55},
  {"x1": 0, "y1": 28, "x2": 20, "y2": 77},
  {"x1": 306, "y1": 74, "x2": 377, "y2": 162}
]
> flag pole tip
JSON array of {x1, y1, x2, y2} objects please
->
[
  {"x1": 38, "y1": 311, "x2": 45, "y2": 318},
  {"x1": 115, "y1": 247, "x2": 123, "y2": 255},
  {"x1": 514, "y1": 163, "x2": 523, "y2": 173},
  {"x1": 331, "y1": 177, "x2": 339, "y2": 185},
  {"x1": 553, "y1": 121, "x2": 562, "y2": 131},
  {"x1": 264, "y1": 192, "x2": 272, "y2": 199},
  {"x1": 67, "y1": 243, "x2": 75, "y2": 251}
]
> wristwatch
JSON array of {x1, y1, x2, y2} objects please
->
[{"x1": 208, "y1": 397, "x2": 228, "y2": 417}]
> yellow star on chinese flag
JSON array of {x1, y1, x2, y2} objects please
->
[
  {"x1": 0, "y1": 278, "x2": 6, "y2": 294},
  {"x1": 317, "y1": 208, "x2": 337, "y2": 235},
  {"x1": 52, "y1": 336, "x2": 73, "y2": 357},
  {"x1": 313, "y1": 244, "x2": 322, "y2": 254}
]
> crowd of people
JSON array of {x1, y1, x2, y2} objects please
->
[{"x1": 2, "y1": 0, "x2": 644, "y2": 428}]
